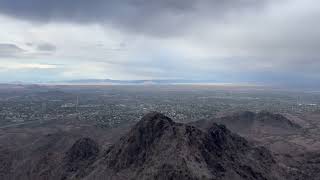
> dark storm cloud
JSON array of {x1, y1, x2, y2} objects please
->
[
  {"x1": 0, "y1": 43, "x2": 25, "y2": 57},
  {"x1": 0, "y1": 0, "x2": 267, "y2": 36}
]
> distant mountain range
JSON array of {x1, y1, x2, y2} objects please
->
[{"x1": 54, "y1": 79, "x2": 218, "y2": 85}]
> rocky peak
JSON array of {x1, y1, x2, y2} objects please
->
[{"x1": 91, "y1": 112, "x2": 285, "y2": 180}]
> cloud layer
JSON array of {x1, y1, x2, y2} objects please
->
[{"x1": 0, "y1": 0, "x2": 319, "y2": 87}]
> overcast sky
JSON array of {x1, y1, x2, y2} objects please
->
[{"x1": 0, "y1": 0, "x2": 319, "y2": 86}]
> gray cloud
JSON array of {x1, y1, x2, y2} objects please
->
[
  {"x1": 0, "y1": 43, "x2": 25, "y2": 57},
  {"x1": 0, "y1": 42, "x2": 58, "y2": 59},
  {"x1": 37, "y1": 43, "x2": 57, "y2": 52}
]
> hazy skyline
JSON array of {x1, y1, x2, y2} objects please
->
[{"x1": 0, "y1": 0, "x2": 319, "y2": 87}]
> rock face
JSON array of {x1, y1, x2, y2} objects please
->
[
  {"x1": 86, "y1": 112, "x2": 286, "y2": 180},
  {"x1": 65, "y1": 138, "x2": 99, "y2": 167},
  {"x1": 62, "y1": 138, "x2": 100, "y2": 179}
]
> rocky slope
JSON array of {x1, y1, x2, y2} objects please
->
[
  {"x1": 1, "y1": 112, "x2": 314, "y2": 180},
  {"x1": 190, "y1": 111, "x2": 307, "y2": 155},
  {"x1": 228, "y1": 111, "x2": 300, "y2": 133},
  {"x1": 192, "y1": 111, "x2": 301, "y2": 136}
]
